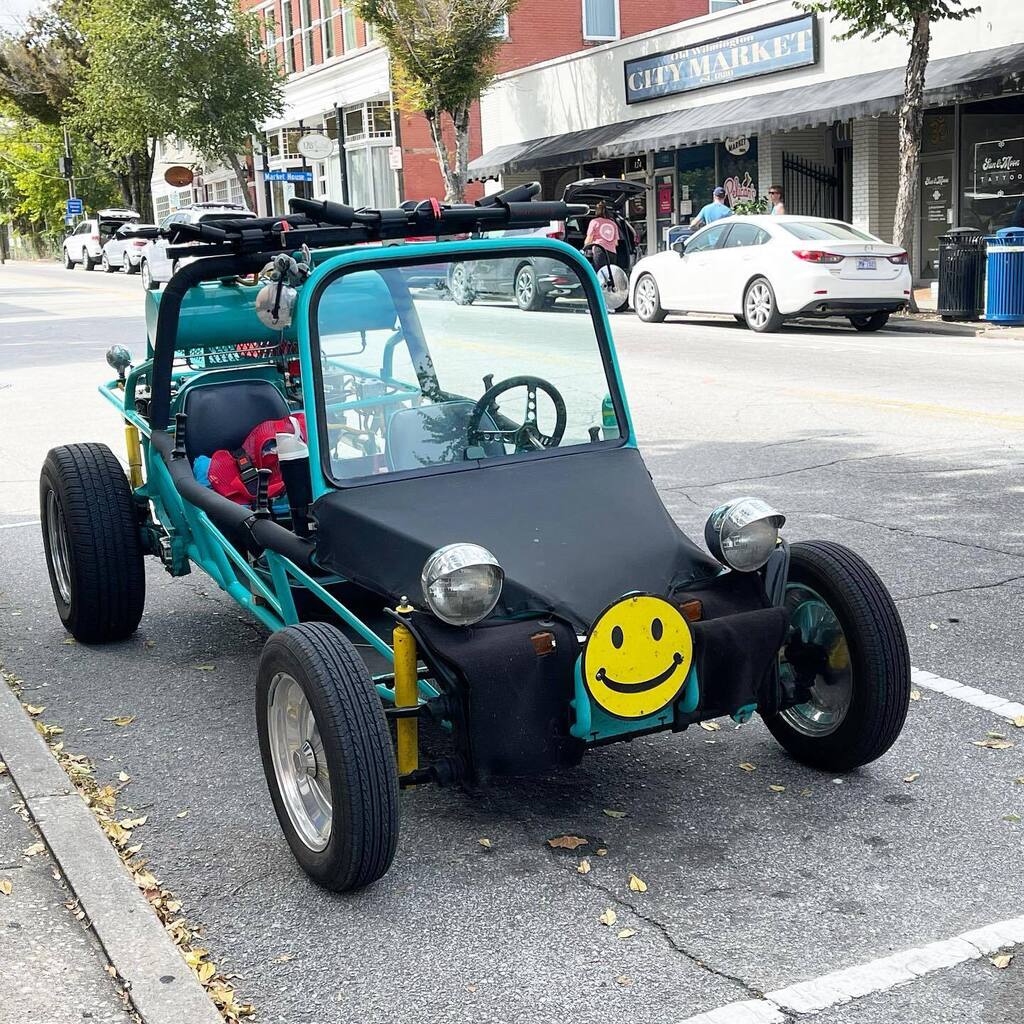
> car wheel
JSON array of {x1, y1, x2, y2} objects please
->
[
  {"x1": 514, "y1": 264, "x2": 545, "y2": 311},
  {"x1": 121, "y1": 254, "x2": 132, "y2": 274},
  {"x1": 83, "y1": 251, "x2": 96, "y2": 271},
  {"x1": 39, "y1": 443, "x2": 146, "y2": 644},
  {"x1": 849, "y1": 312, "x2": 890, "y2": 332},
  {"x1": 63, "y1": 248, "x2": 75, "y2": 270},
  {"x1": 765, "y1": 540, "x2": 910, "y2": 772},
  {"x1": 101, "y1": 252, "x2": 114, "y2": 273},
  {"x1": 634, "y1": 273, "x2": 667, "y2": 323},
  {"x1": 743, "y1": 277, "x2": 784, "y2": 332},
  {"x1": 448, "y1": 263, "x2": 476, "y2": 305},
  {"x1": 257, "y1": 622, "x2": 399, "y2": 892},
  {"x1": 140, "y1": 260, "x2": 158, "y2": 291}
]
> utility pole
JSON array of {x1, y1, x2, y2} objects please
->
[{"x1": 62, "y1": 126, "x2": 76, "y2": 201}]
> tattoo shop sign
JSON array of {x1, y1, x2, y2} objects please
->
[
  {"x1": 624, "y1": 14, "x2": 817, "y2": 104},
  {"x1": 973, "y1": 137, "x2": 1024, "y2": 199}
]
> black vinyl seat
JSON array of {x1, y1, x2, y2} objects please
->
[{"x1": 182, "y1": 379, "x2": 290, "y2": 462}]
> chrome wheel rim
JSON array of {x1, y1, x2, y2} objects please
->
[
  {"x1": 745, "y1": 282, "x2": 773, "y2": 329},
  {"x1": 267, "y1": 672, "x2": 332, "y2": 851},
  {"x1": 636, "y1": 276, "x2": 656, "y2": 319},
  {"x1": 516, "y1": 268, "x2": 534, "y2": 306},
  {"x1": 45, "y1": 489, "x2": 73, "y2": 605},
  {"x1": 141, "y1": 263, "x2": 151, "y2": 288},
  {"x1": 779, "y1": 584, "x2": 853, "y2": 737}
]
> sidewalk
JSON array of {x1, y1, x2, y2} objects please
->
[{"x1": 0, "y1": 771, "x2": 131, "y2": 1024}]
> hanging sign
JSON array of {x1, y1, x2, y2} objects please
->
[
  {"x1": 297, "y1": 132, "x2": 334, "y2": 159},
  {"x1": 724, "y1": 136, "x2": 750, "y2": 156},
  {"x1": 624, "y1": 14, "x2": 817, "y2": 104},
  {"x1": 164, "y1": 165, "x2": 194, "y2": 187}
]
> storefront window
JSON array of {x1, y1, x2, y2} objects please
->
[
  {"x1": 719, "y1": 138, "x2": 758, "y2": 208},
  {"x1": 960, "y1": 96, "x2": 1024, "y2": 234},
  {"x1": 677, "y1": 144, "x2": 716, "y2": 222}
]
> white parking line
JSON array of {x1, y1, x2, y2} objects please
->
[
  {"x1": 679, "y1": 915, "x2": 1024, "y2": 1023},
  {"x1": 911, "y1": 666, "x2": 1024, "y2": 722},
  {"x1": 0, "y1": 520, "x2": 40, "y2": 530}
]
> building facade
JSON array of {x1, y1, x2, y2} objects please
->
[
  {"x1": 242, "y1": 0, "x2": 722, "y2": 216},
  {"x1": 469, "y1": 0, "x2": 1024, "y2": 283}
]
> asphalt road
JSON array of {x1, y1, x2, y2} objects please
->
[{"x1": 1, "y1": 259, "x2": 1022, "y2": 1023}]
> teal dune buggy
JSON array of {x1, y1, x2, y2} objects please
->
[{"x1": 39, "y1": 185, "x2": 910, "y2": 891}]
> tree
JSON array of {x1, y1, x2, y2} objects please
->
[
  {"x1": 805, "y1": 0, "x2": 978, "y2": 255},
  {"x1": 355, "y1": 0, "x2": 520, "y2": 203}
]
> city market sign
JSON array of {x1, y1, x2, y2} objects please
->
[{"x1": 624, "y1": 14, "x2": 817, "y2": 104}]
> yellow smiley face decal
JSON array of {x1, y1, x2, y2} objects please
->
[{"x1": 583, "y1": 594, "x2": 693, "y2": 719}]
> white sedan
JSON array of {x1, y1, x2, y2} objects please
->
[{"x1": 629, "y1": 215, "x2": 912, "y2": 333}]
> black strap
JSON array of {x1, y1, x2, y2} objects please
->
[{"x1": 232, "y1": 448, "x2": 259, "y2": 494}]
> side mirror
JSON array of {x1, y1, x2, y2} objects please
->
[{"x1": 671, "y1": 239, "x2": 686, "y2": 255}]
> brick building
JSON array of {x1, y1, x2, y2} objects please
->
[{"x1": 241, "y1": 0, "x2": 719, "y2": 216}]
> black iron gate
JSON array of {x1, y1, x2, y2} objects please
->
[{"x1": 783, "y1": 153, "x2": 840, "y2": 219}]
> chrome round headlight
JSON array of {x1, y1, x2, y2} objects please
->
[
  {"x1": 705, "y1": 498, "x2": 786, "y2": 573},
  {"x1": 421, "y1": 543, "x2": 504, "y2": 626}
]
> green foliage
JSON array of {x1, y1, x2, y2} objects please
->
[
  {"x1": 803, "y1": 0, "x2": 979, "y2": 38},
  {"x1": 733, "y1": 196, "x2": 770, "y2": 215}
]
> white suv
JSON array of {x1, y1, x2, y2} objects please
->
[
  {"x1": 139, "y1": 203, "x2": 257, "y2": 290},
  {"x1": 62, "y1": 209, "x2": 140, "y2": 271}
]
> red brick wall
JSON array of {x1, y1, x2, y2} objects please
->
[{"x1": 400, "y1": 106, "x2": 484, "y2": 202}]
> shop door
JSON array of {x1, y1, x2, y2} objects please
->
[
  {"x1": 918, "y1": 155, "x2": 954, "y2": 281},
  {"x1": 654, "y1": 172, "x2": 675, "y2": 252}
]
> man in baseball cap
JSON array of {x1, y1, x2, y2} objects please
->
[{"x1": 691, "y1": 186, "x2": 733, "y2": 229}]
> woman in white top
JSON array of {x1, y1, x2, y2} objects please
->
[{"x1": 768, "y1": 185, "x2": 786, "y2": 216}]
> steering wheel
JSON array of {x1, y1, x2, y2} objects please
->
[{"x1": 467, "y1": 375, "x2": 567, "y2": 452}]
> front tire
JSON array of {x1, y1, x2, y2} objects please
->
[
  {"x1": 63, "y1": 248, "x2": 75, "y2": 270},
  {"x1": 257, "y1": 623, "x2": 399, "y2": 892},
  {"x1": 40, "y1": 444, "x2": 146, "y2": 643},
  {"x1": 634, "y1": 273, "x2": 667, "y2": 323},
  {"x1": 101, "y1": 252, "x2": 114, "y2": 273},
  {"x1": 743, "y1": 277, "x2": 784, "y2": 332},
  {"x1": 514, "y1": 264, "x2": 545, "y2": 311},
  {"x1": 849, "y1": 312, "x2": 890, "y2": 332},
  {"x1": 140, "y1": 260, "x2": 158, "y2": 291},
  {"x1": 448, "y1": 263, "x2": 475, "y2": 305},
  {"x1": 765, "y1": 541, "x2": 910, "y2": 771},
  {"x1": 83, "y1": 251, "x2": 96, "y2": 271}
]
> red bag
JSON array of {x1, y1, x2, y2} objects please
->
[{"x1": 207, "y1": 414, "x2": 306, "y2": 506}]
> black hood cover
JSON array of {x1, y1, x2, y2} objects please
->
[{"x1": 312, "y1": 447, "x2": 721, "y2": 629}]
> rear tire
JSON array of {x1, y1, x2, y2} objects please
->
[
  {"x1": 765, "y1": 541, "x2": 910, "y2": 771},
  {"x1": 849, "y1": 312, "x2": 890, "y2": 332},
  {"x1": 101, "y1": 252, "x2": 114, "y2": 273},
  {"x1": 141, "y1": 260, "x2": 158, "y2": 290},
  {"x1": 634, "y1": 273, "x2": 667, "y2": 323},
  {"x1": 83, "y1": 252, "x2": 96, "y2": 271},
  {"x1": 514, "y1": 264, "x2": 545, "y2": 311},
  {"x1": 743, "y1": 277, "x2": 784, "y2": 332},
  {"x1": 448, "y1": 263, "x2": 475, "y2": 305},
  {"x1": 40, "y1": 444, "x2": 146, "y2": 643},
  {"x1": 257, "y1": 623, "x2": 399, "y2": 892},
  {"x1": 63, "y1": 248, "x2": 75, "y2": 270}
]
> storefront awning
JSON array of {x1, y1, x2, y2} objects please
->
[{"x1": 469, "y1": 42, "x2": 1024, "y2": 179}]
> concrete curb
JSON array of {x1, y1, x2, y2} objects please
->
[{"x1": 0, "y1": 682, "x2": 223, "y2": 1024}]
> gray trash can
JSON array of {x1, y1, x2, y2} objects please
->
[{"x1": 937, "y1": 228, "x2": 985, "y2": 321}]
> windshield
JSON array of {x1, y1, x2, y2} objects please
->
[
  {"x1": 781, "y1": 221, "x2": 875, "y2": 241},
  {"x1": 313, "y1": 252, "x2": 621, "y2": 482}
]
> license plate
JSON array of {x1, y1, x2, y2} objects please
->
[{"x1": 857, "y1": 258, "x2": 877, "y2": 270}]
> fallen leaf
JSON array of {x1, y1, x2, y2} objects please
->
[
  {"x1": 23, "y1": 842, "x2": 45, "y2": 857},
  {"x1": 547, "y1": 835, "x2": 588, "y2": 851},
  {"x1": 628, "y1": 873, "x2": 647, "y2": 893},
  {"x1": 800, "y1": 787, "x2": 813, "y2": 797},
  {"x1": 466, "y1": 984, "x2": 477, "y2": 993},
  {"x1": 477, "y1": 837, "x2": 492, "y2": 849},
  {"x1": 973, "y1": 738, "x2": 1015, "y2": 750},
  {"x1": 271, "y1": 953, "x2": 294, "y2": 964},
  {"x1": 988, "y1": 731, "x2": 1007, "y2": 739},
  {"x1": 617, "y1": 928, "x2": 636, "y2": 939},
  {"x1": 596, "y1": 847, "x2": 608, "y2": 857},
  {"x1": 63, "y1": 637, "x2": 76, "y2": 645},
  {"x1": 34, "y1": 722, "x2": 63, "y2": 739},
  {"x1": 143, "y1": 640, "x2": 156, "y2": 648},
  {"x1": 832, "y1": 778, "x2": 845, "y2": 785},
  {"x1": 577, "y1": 859, "x2": 591, "y2": 875},
  {"x1": 0, "y1": 762, "x2": 6, "y2": 775},
  {"x1": 193, "y1": 664, "x2": 216, "y2": 672},
  {"x1": 176, "y1": 810, "x2": 189, "y2": 819},
  {"x1": 904, "y1": 772, "x2": 921, "y2": 784},
  {"x1": 929, "y1": 622, "x2": 939, "y2": 630},
  {"x1": 739, "y1": 762, "x2": 756, "y2": 773},
  {"x1": 105, "y1": 964, "x2": 117, "y2": 978},
  {"x1": 603, "y1": 809, "x2": 627, "y2": 819},
  {"x1": 118, "y1": 772, "x2": 130, "y2": 783},
  {"x1": 1004, "y1": 814, "x2": 1021, "y2": 824},
  {"x1": 125, "y1": 844, "x2": 142, "y2": 855},
  {"x1": 599, "y1": 908, "x2": 617, "y2": 927},
  {"x1": 769, "y1": 784, "x2": 786, "y2": 793},
  {"x1": 23, "y1": 703, "x2": 45, "y2": 716},
  {"x1": 0, "y1": 879, "x2": 12, "y2": 896},
  {"x1": 991, "y1": 953, "x2": 1014, "y2": 969},
  {"x1": 1015, "y1": 777, "x2": 1024, "y2": 786},
  {"x1": 910, "y1": 689, "x2": 921, "y2": 701},
  {"x1": 197, "y1": 961, "x2": 216, "y2": 984},
  {"x1": 1014, "y1": 715, "x2": 1024, "y2": 729},
  {"x1": 165, "y1": 899, "x2": 182, "y2": 913},
  {"x1": 105, "y1": 716, "x2": 135, "y2": 727},
  {"x1": 615, "y1": 975, "x2": 633, "y2": 986},
  {"x1": 119, "y1": 815, "x2": 148, "y2": 829},
  {"x1": 699, "y1": 721, "x2": 721, "y2": 732}
]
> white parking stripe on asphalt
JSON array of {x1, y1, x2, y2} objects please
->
[
  {"x1": 912, "y1": 666, "x2": 1024, "y2": 722},
  {"x1": 678, "y1": 915, "x2": 1024, "y2": 1023},
  {"x1": 0, "y1": 520, "x2": 41, "y2": 529}
]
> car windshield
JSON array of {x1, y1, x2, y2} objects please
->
[
  {"x1": 313, "y1": 252, "x2": 620, "y2": 482},
  {"x1": 781, "y1": 221, "x2": 875, "y2": 241}
]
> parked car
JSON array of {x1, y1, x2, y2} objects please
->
[
  {"x1": 629, "y1": 215, "x2": 912, "y2": 333},
  {"x1": 62, "y1": 210, "x2": 140, "y2": 271},
  {"x1": 101, "y1": 222, "x2": 156, "y2": 274},
  {"x1": 139, "y1": 203, "x2": 257, "y2": 290}
]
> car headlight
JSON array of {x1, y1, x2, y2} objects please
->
[
  {"x1": 421, "y1": 543, "x2": 504, "y2": 626},
  {"x1": 704, "y1": 498, "x2": 786, "y2": 573}
]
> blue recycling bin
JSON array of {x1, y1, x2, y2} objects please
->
[{"x1": 985, "y1": 228, "x2": 1024, "y2": 324}]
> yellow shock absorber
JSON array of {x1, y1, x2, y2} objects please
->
[
  {"x1": 392, "y1": 602, "x2": 418, "y2": 776},
  {"x1": 124, "y1": 422, "x2": 144, "y2": 489}
]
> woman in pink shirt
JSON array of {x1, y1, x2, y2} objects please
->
[{"x1": 583, "y1": 201, "x2": 620, "y2": 288}]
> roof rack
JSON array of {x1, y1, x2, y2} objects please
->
[{"x1": 160, "y1": 183, "x2": 587, "y2": 260}]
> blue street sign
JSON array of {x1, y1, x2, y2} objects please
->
[
  {"x1": 66, "y1": 197, "x2": 84, "y2": 216},
  {"x1": 265, "y1": 169, "x2": 314, "y2": 183}
]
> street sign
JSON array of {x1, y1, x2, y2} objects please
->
[
  {"x1": 66, "y1": 197, "x2": 84, "y2": 217},
  {"x1": 265, "y1": 169, "x2": 314, "y2": 183},
  {"x1": 388, "y1": 147, "x2": 403, "y2": 170}
]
